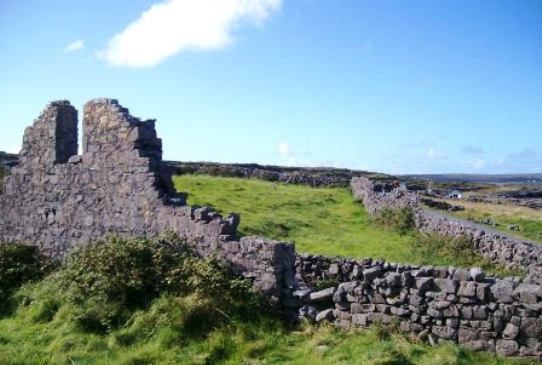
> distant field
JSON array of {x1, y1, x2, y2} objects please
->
[
  {"x1": 173, "y1": 174, "x2": 519, "y2": 273},
  {"x1": 174, "y1": 174, "x2": 416, "y2": 261},
  {"x1": 440, "y1": 199, "x2": 542, "y2": 244}
]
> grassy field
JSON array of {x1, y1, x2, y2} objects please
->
[
  {"x1": 173, "y1": 174, "x2": 518, "y2": 273},
  {"x1": 438, "y1": 199, "x2": 542, "y2": 244},
  {"x1": 175, "y1": 174, "x2": 417, "y2": 261}
]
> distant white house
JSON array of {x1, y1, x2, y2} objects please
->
[{"x1": 447, "y1": 189, "x2": 462, "y2": 199}]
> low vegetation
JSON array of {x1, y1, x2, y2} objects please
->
[
  {"x1": 373, "y1": 207, "x2": 416, "y2": 235},
  {"x1": 410, "y1": 233, "x2": 524, "y2": 278},
  {"x1": 174, "y1": 174, "x2": 519, "y2": 275},
  {"x1": 0, "y1": 174, "x2": 529, "y2": 364},
  {"x1": 58, "y1": 234, "x2": 261, "y2": 334},
  {"x1": 0, "y1": 236, "x2": 536, "y2": 364},
  {"x1": 0, "y1": 243, "x2": 51, "y2": 314},
  {"x1": 439, "y1": 199, "x2": 542, "y2": 244}
]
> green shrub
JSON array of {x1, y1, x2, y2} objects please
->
[
  {"x1": 61, "y1": 236, "x2": 163, "y2": 309},
  {"x1": 59, "y1": 234, "x2": 264, "y2": 333},
  {"x1": 411, "y1": 233, "x2": 524, "y2": 277},
  {"x1": 0, "y1": 243, "x2": 51, "y2": 313},
  {"x1": 374, "y1": 207, "x2": 416, "y2": 235},
  {"x1": 412, "y1": 233, "x2": 478, "y2": 266}
]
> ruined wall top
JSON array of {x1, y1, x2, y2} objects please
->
[
  {"x1": 17, "y1": 98, "x2": 163, "y2": 169},
  {"x1": 82, "y1": 98, "x2": 162, "y2": 162},
  {"x1": 19, "y1": 100, "x2": 78, "y2": 166}
]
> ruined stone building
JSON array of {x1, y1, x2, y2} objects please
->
[{"x1": 0, "y1": 99, "x2": 295, "y2": 299}]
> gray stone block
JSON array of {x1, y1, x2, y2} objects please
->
[
  {"x1": 309, "y1": 287, "x2": 336, "y2": 303},
  {"x1": 316, "y1": 308, "x2": 335, "y2": 322}
]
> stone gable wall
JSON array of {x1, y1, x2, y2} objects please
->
[
  {"x1": 350, "y1": 177, "x2": 542, "y2": 283},
  {"x1": 0, "y1": 99, "x2": 295, "y2": 300}
]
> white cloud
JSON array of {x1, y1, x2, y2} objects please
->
[
  {"x1": 101, "y1": 0, "x2": 282, "y2": 67},
  {"x1": 427, "y1": 147, "x2": 436, "y2": 159},
  {"x1": 276, "y1": 140, "x2": 303, "y2": 166},
  {"x1": 470, "y1": 158, "x2": 486, "y2": 169},
  {"x1": 64, "y1": 39, "x2": 84, "y2": 52},
  {"x1": 277, "y1": 140, "x2": 291, "y2": 156}
]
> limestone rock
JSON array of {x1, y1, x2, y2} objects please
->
[
  {"x1": 316, "y1": 308, "x2": 335, "y2": 322},
  {"x1": 308, "y1": 287, "x2": 336, "y2": 303}
]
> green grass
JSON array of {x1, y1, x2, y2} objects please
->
[
  {"x1": 0, "y1": 288, "x2": 536, "y2": 365},
  {"x1": 175, "y1": 174, "x2": 416, "y2": 262},
  {"x1": 173, "y1": 174, "x2": 520, "y2": 274}
]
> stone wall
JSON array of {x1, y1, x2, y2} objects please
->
[
  {"x1": 295, "y1": 254, "x2": 542, "y2": 360},
  {"x1": 0, "y1": 99, "x2": 295, "y2": 300},
  {"x1": 172, "y1": 161, "x2": 377, "y2": 187},
  {"x1": 351, "y1": 176, "x2": 420, "y2": 214},
  {"x1": 350, "y1": 177, "x2": 542, "y2": 284}
]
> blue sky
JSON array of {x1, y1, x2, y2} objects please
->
[{"x1": 1, "y1": 0, "x2": 541, "y2": 174}]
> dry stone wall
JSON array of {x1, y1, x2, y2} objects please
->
[
  {"x1": 295, "y1": 254, "x2": 542, "y2": 360},
  {"x1": 350, "y1": 176, "x2": 420, "y2": 215},
  {"x1": 351, "y1": 177, "x2": 542, "y2": 284},
  {"x1": 0, "y1": 99, "x2": 295, "y2": 300},
  {"x1": 172, "y1": 162, "x2": 375, "y2": 187}
]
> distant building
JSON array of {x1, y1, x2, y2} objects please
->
[{"x1": 447, "y1": 189, "x2": 462, "y2": 199}]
